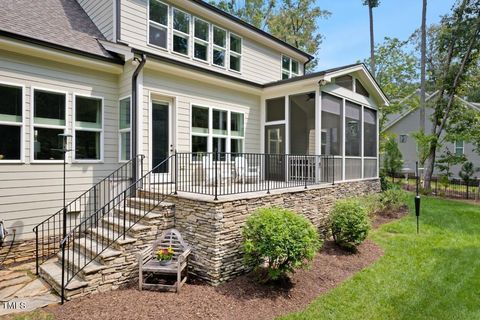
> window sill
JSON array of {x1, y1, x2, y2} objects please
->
[
  {"x1": 147, "y1": 43, "x2": 169, "y2": 52},
  {"x1": 31, "y1": 160, "x2": 65, "y2": 164},
  {"x1": 0, "y1": 160, "x2": 24, "y2": 164},
  {"x1": 72, "y1": 160, "x2": 104, "y2": 164}
]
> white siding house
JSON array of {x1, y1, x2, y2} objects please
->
[{"x1": 0, "y1": 0, "x2": 387, "y2": 264}]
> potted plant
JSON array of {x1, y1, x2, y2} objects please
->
[{"x1": 156, "y1": 246, "x2": 174, "y2": 266}]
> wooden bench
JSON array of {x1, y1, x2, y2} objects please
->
[{"x1": 137, "y1": 228, "x2": 191, "y2": 292}]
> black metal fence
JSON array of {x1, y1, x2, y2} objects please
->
[
  {"x1": 175, "y1": 152, "x2": 336, "y2": 199},
  {"x1": 399, "y1": 174, "x2": 480, "y2": 200}
]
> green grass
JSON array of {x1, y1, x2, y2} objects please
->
[{"x1": 281, "y1": 197, "x2": 480, "y2": 320}]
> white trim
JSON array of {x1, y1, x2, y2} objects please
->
[
  {"x1": 30, "y1": 86, "x2": 68, "y2": 164},
  {"x1": 118, "y1": 95, "x2": 132, "y2": 163},
  {"x1": 285, "y1": 94, "x2": 290, "y2": 154},
  {"x1": 212, "y1": 25, "x2": 228, "y2": 69},
  {"x1": 228, "y1": 33, "x2": 242, "y2": 73},
  {"x1": 454, "y1": 140, "x2": 465, "y2": 155},
  {"x1": 361, "y1": 105, "x2": 364, "y2": 178},
  {"x1": 0, "y1": 81, "x2": 25, "y2": 164},
  {"x1": 341, "y1": 98, "x2": 345, "y2": 181},
  {"x1": 281, "y1": 54, "x2": 300, "y2": 79},
  {"x1": 193, "y1": 16, "x2": 210, "y2": 63},
  {"x1": 72, "y1": 93, "x2": 104, "y2": 163}
]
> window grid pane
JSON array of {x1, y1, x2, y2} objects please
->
[
  {"x1": 33, "y1": 127, "x2": 63, "y2": 160},
  {"x1": 173, "y1": 9, "x2": 190, "y2": 34},
  {"x1": 0, "y1": 84, "x2": 22, "y2": 123},
  {"x1": 76, "y1": 96, "x2": 102, "y2": 129},
  {"x1": 213, "y1": 27, "x2": 226, "y2": 48},
  {"x1": 75, "y1": 131, "x2": 101, "y2": 160},
  {"x1": 149, "y1": 0, "x2": 168, "y2": 26},
  {"x1": 34, "y1": 90, "x2": 66, "y2": 126},
  {"x1": 194, "y1": 18, "x2": 209, "y2": 41},
  {"x1": 0, "y1": 125, "x2": 21, "y2": 160},
  {"x1": 192, "y1": 106, "x2": 209, "y2": 133},
  {"x1": 213, "y1": 109, "x2": 228, "y2": 135}
]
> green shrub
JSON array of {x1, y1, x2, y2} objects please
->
[
  {"x1": 362, "y1": 193, "x2": 383, "y2": 216},
  {"x1": 330, "y1": 199, "x2": 370, "y2": 251},
  {"x1": 379, "y1": 187, "x2": 409, "y2": 212},
  {"x1": 380, "y1": 172, "x2": 394, "y2": 191},
  {"x1": 243, "y1": 207, "x2": 322, "y2": 281}
]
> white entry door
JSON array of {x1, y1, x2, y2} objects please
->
[{"x1": 151, "y1": 100, "x2": 172, "y2": 183}]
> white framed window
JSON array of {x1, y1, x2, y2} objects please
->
[
  {"x1": 191, "y1": 105, "x2": 244, "y2": 159},
  {"x1": 281, "y1": 55, "x2": 299, "y2": 79},
  {"x1": 148, "y1": 0, "x2": 169, "y2": 50},
  {"x1": 194, "y1": 17, "x2": 209, "y2": 62},
  {"x1": 229, "y1": 33, "x2": 242, "y2": 72},
  {"x1": 212, "y1": 26, "x2": 227, "y2": 68},
  {"x1": 172, "y1": 8, "x2": 190, "y2": 56},
  {"x1": 455, "y1": 140, "x2": 464, "y2": 155},
  {"x1": 0, "y1": 83, "x2": 23, "y2": 163},
  {"x1": 119, "y1": 97, "x2": 131, "y2": 162},
  {"x1": 73, "y1": 94, "x2": 103, "y2": 162},
  {"x1": 399, "y1": 134, "x2": 408, "y2": 143},
  {"x1": 32, "y1": 88, "x2": 67, "y2": 162}
]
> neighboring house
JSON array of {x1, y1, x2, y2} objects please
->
[
  {"x1": 383, "y1": 91, "x2": 480, "y2": 178},
  {"x1": 0, "y1": 0, "x2": 387, "y2": 298}
]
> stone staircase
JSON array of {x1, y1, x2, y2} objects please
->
[{"x1": 38, "y1": 197, "x2": 175, "y2": 300}]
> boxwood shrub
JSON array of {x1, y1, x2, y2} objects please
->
[
  {"x1": 243, "y1": 207, "x2": 322, "y2": 282},
  {"x1": 330, "y1": 199, "x2": 370, "y2": 251}
]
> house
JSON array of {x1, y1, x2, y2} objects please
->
[
  {"x1": 0, "y1": 0, "x2": 386, "y2": 299},
  {"x1": 383, "y1": 91, "x2": 480, "y2": 178}
]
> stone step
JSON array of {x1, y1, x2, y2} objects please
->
[
  {"x1": 88, "y1": 227, "x2": 137, "y2": 247},
  {"x1": 102, "y1": 216, "x2": 152, "y2": 233},
  {"x1": 127, "y1": 197, "x2": 175, "y2": 211},
  {"x1": 56, "y1": 249, "x2": 108, "y2": 275},
  {"x1": 113, "y1": 207, "x2": 165, "y2": 222},
  {"x1": 74, "y1": 237, "x2": 122, "y2": 261},
  {"x1": 39, "y1": 261, "x2": 88, "y2": 292}
]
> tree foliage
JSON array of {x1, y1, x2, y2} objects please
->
[
  {"x1": 435, "y1": 150, "x2": 466, "y2": 178},
  {"x1": 383, "y1": 135, "x2": 404, "y2": 177},
  {"x1": 459, "y1": 161, "x2": 479, "y2": 184},
  {"x1": 412, "y1": 0, "x2": 480, "y2": 189}
]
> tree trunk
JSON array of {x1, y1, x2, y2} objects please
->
[
  {"x1": 368, "y1": 2, "x2": 375, "y2": 76},
  {"x1": 419, "y1": 0, "x2": 427, "y2": 134},
  {"x1": 423, "y1": 147, "x2": 436, "y2": 190}
]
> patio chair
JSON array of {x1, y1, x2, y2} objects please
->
[
  {"x1": 202, "y1": 154, "x2": 216, "y2": 185},
  {"x1": 234, "y1": 156, "x2": 260, "y2": 183},
  {"x1": 137, "y1": 228, "x2": 191, "y2": 293}
]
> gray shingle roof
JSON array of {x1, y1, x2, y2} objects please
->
[{"x1": 0, "y1": 0, "x2": 115, "y2": 60}]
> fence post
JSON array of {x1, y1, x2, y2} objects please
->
[
  {"x1": 123, "y1": 190, "x2": 127, "y2": 240},
  {"x1": 304, "y1": 154, "x2": 308, "y2": 189},
  {"x1": 214, "y1": 152, "x2": 218, "y2": 201},
  {"x1": 266, "y1": 153, "x2": 270, "y2": 194},
  {"x1": 332, "y1": 156, "x2": 335, "y2": 186},
  {"x1": 174, "y1": 151, "x2": 178, "y2": 195}
]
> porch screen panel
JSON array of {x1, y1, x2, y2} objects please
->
[
  {"x1": 345, "y1": 101, "x2": 361, "y2": 157},
  {"x1": 364, "y1": 158, "x2": 377, "y2": 178},
  {"x1": 289, "y1": 92, "x2": 315, "y2": 155},
  {"x1": 321, "y1": 93, "x2": 342, "y2": 156},
  {"x1": 364, "y1": 108, "x2": 377, "y2": 157},
  {"x1": 345, "y1": 158, "x2": 362, "y2": 180},
  {"x1": 266, "y1": 97, "x2": 285, "y2": 122}
]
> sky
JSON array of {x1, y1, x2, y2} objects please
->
[{"x1": 315, "y1": 0, "x2": 457, "y2": 70}]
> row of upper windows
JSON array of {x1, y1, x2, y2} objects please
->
[
  {"x1": 148, "y1": 0, "x2": 242, "y2": 72},
  {"x1": 0, "y1": 83, "x2": 110, "y2": 163},
  {"x1": 147, "y1": 0, "x2": 301, "y2": 80}
]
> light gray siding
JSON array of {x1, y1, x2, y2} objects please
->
[
  {"x1": 142, "y1": 69, "x2": 261, "y2": 171},
  {"x1": 77, "y1": 0, "x2": 115, "y2": 41},
  {"x1": 0, "y1": 50, "x2": 121, "y2": 240},
  {"x1": 119, "y1": 0, "x2": 301, "y2": 84},
  {"x1": 386, "y1": 107, "x2": 480, "y2": 178}
]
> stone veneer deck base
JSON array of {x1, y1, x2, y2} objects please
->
[{"x1": 144, "y1": 178, "x2": 380, "y2": 285}]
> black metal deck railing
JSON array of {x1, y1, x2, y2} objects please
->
[
  {"x1": 33, "y1": 155, "x2": 144, "y2": 274},
  {"x1": 175, "y1": 152, "x2": 336, "y2": 200},
  {"x1": 59, "y1": 155, "x2": 175, "y2": 303}
]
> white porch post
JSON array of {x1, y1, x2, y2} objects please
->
[
  {"x1": 342, "y1": 98, "x2": 346, "y2": 181},
  {"x1": 315, "y1": 86, "x2": 321, "y2": 183},
  {"x1": 361, "y1": 105, "x2": 365, "y2": 179}
]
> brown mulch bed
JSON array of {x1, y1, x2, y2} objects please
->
[
  {"x1": 42, "y1": 213, "x2": 401, "y2": 320},
  {"x1": 372, "y1": 206, "x2": 409, "y2": 229}
]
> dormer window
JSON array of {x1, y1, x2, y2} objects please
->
[
  {"x1": 148, "y1": 0, "x2": 168, "y2": 49},
  {"x1": 172, "y1": 9, "x2": 190, "y2": 56},
  {"x1": 281, "y1": 55, "x2": 299, "y2": 79}
]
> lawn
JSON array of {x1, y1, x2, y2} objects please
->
[{"x1": 281, "y1": 197, "x2": 480, "y2": 320}]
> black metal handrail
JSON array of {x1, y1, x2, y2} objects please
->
[
  {"x1": 176, "y1": 152, "x2": 336, "y2": 200},
  {"x1": 59, "y1": 154, "x2": 175, "y2": 303},
  {"x1": 33, "y1": 155, "x2": 144, "y2": 274}
]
